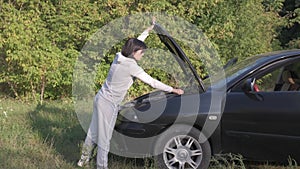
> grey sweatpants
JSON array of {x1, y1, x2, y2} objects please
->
[{"x1": 82, "y1": 92, "x2": 119, "y2": 168}]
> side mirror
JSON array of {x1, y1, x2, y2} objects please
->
[
  {"x1": 242, "y1": 78, "x2": 255, "y2": 92},
  {"x1": 242, "y1": 78, "x2": 264, "y2": 101}
]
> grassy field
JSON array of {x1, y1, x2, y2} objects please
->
[{"x1": 0, "y1": 98, "x2": 298, "y2": 169}]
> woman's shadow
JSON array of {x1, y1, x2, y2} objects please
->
[
  {"x1": 29, "y1": 102, "x2": 153, "y2": 168},
  {"x1": 29, "y1": 103, "x2": 86, "y2": 165}
]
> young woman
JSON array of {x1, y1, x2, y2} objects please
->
[{"x1": 77, "y1": 18, "x2": 184, "y2": 169}]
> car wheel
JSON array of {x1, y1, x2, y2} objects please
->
[{"x1": 154, "y1": 124, "x2": 211, "y2": 169}]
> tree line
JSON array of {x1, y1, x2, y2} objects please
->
[{"x1": 0, "y1": 0, "x2": 299, "y2": 103}]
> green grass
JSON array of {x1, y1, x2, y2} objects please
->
[{"x1": 0, "y1": 98, "x2": 299, "y2": 169}]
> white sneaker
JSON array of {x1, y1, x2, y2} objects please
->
[{"x1": 77, "y1": 154, "x2": 90, "y2": 167}]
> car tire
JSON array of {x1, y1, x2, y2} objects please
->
[{"x1": 154, "y1": 124, "x2": 211, "y2": 169}]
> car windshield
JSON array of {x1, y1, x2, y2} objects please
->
[{"x1": 203, "y1": 54, "x2": 270, "y2": 87}]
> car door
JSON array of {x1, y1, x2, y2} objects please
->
[{"x1": 222, "y1": 58, "x2": 300, "y2": 162}]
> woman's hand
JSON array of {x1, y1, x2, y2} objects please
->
[
  {"x1": 145, "y1": 17, "x2": 156, "y2": 32},
  {"x1": 172, "y1": 88, "x2": 184, "y2": 95},
  {"x1": 151, "y1": 16, "x2": 156, "y2": 25}
]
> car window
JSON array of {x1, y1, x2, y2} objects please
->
[
  {"x1": 231, "y1": 59, "x2": 300, "y2": 92},
  {"x1": 256, "y1": 68, "x2": 282, "y2": 92},
  {"x1": 256, "y1": 61, "x2": 300, "y2": 92}
]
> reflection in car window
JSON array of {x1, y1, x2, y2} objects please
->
[{"x1": 203, "y1": 55, "x2": 270, "y2": 87}]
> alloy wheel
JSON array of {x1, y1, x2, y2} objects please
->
[{"x1": 163, "y1": 135, "x2": 203, "y2": 169}]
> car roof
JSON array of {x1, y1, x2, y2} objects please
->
[{"x1": 253, "y1": 49, "x2": 300, "y2": 62}]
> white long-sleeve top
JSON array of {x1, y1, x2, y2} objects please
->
[
  {"x1": 99, "y1": 30, "x2": 173, "y2": 104},
  {"x1": 137, "y1": 31, "x2": 149, "y2": 41}
]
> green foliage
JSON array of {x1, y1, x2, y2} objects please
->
[
  {"x1": 0, "y1": 0, "x2": 102, "y2": 102},
  {"x1": 0, "y1": 0, "x2": 298, "y2": 101},
  {"x1": 200, "y1": 0, "x2": 283, "y2": 62},
  {"x1": 263, "y1": 0, "x2": 285, "y2": 12},
  {"x1": 209, "y1": 153, "x2": 246, "y2": 169},
  {"x1": 277, "y1": 0, "x2": 300, "y2": 49}
]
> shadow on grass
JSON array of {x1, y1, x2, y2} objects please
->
[
  {"x1": 28, "y1": 102, "x2": 152, "y2": 168},
  {"x1": 29, "y1": 103, "x2": 86, "y2": 165}
]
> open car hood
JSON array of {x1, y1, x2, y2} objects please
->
[
  {"x1": 153, "y1": 24, "x2": 205, "y2": 92},
  {"x1": 118, "y1": 24, "x2": 207, "y2": 122}
]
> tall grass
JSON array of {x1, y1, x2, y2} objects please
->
[
  {"x1": 0, "y1": 98, "x2": 299, "y2": 169},
  {"x1": 0, "y1": 99, "x2": 153, "y2": 169},
  {"x1": 0, "y1": 99, "x2": 75, "y2": 169}
]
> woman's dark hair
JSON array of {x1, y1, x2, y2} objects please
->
[{"x1": 121, "y1": 38, "x2": 147, "y2": 58}]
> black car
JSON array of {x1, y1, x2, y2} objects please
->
[{"x1": 112, "y1": 24, "x2": 300, "y2": 169}]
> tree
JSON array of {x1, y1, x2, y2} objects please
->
[
  {"x1": 0, "y1": 0, "x2": 288, "y2": 102},
  {"x1": 0, "y1": 1, "x2": 70, "y2": 104},
  {"x1": 277, "y1": 0, "x2": 300, "y2": 49}
]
